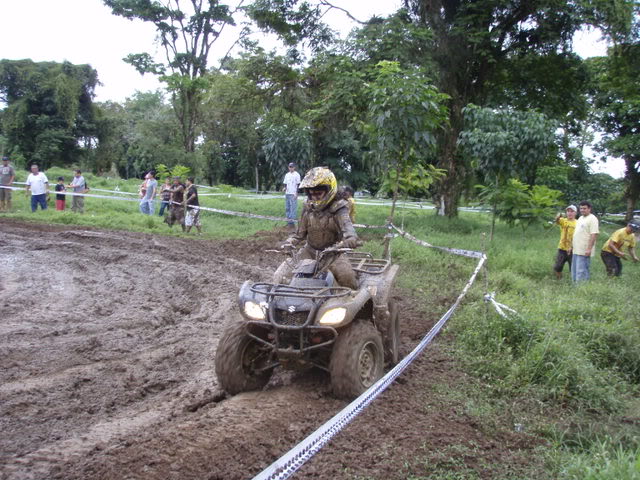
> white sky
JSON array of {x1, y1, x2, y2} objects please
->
[{"x1": 0, "y1": 0, "x2": 623, "y2": 177}]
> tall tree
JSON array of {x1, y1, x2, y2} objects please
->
[
  {"x1": 589, "y1": 40, "x2": 640, "y2": 221},
  {"x1": 103, "y1": 0, "x2": 241, "y2": 152},
  {"x1": 404, "y1": 0, "x2": 636, "y2": 216},
  {"x1": 0, "y1": 59, "x2": 98, "y2": 169}
]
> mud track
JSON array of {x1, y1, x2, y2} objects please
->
[{"x1": 1, "y1": 219, "x2": 538, "y2": 480}]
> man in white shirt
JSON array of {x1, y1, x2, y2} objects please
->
[
  {"x1": 282, "y1": 162, "x2": 301, "y2": 228},
  {"x1": 571, "y1": 201, "x2": 599, "y2": 283},
  {"x1": 68, "y1": 169, "x2": 88, "y2": 213},
  {"x1": 25, "y1": 164, "x2": 49, "y2": 212}
]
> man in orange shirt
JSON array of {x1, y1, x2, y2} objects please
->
[{"x1": 553, "y1": 205, "x2": 577, "y2": 279}]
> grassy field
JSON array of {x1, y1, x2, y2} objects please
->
[{"x1": 3, "y1": 167, "x2": 639, "y2": 479}]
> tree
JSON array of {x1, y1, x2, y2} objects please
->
[
  {"x1": 403, "y1": 0, "x2": 636, "y2": 216},
  {"x1": 103, "y1": 0, "x2": 241, "y2": 152},
  {"x1": 0, "y1": 59, "x2": 98, "y2": 170},
  {"x1": 589, "y1": 41, "x2": 640, "y2": 221},
  {"x1": 459, "y1": 105, "x2": 556, "y2": 239},
  {"x1": 365, "y1": 61, "x2": 449, "y2": 221}
]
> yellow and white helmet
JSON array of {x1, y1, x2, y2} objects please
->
[{"x1": 299, "y1": 166, "x2": 337, "y2": 210}]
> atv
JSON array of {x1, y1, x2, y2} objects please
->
[{"x1": 214, "y1": 246, "x2": 400, "y2": 399}]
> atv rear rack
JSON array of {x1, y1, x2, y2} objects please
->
[{"x1": 345, "y1": 252, "x2": 390, "y2": 274}]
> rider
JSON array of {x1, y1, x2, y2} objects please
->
[{"x1": 277, "y1": 166, "x2": 359, "y2": 289}]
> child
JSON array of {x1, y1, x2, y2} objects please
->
[{"x1": 55, "y1": 176, "x2": 66, "y2": 211}]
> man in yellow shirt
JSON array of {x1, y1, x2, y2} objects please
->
[
  {"x1": 600, "y1": 221, "x2": 639, "y2": 276},
  {"x1": 553, "y1": 205, "x2": 577, "y2": 279}
]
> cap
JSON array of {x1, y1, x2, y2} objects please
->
[
  {"x1": 566, "y1": 205, "x2": 577, "y2": 212},
  {"x1": 57, "y1": 176, "x2": 64, "y2": 181},
  {"x1": 628, "y1": 221, "x2": 640, "y2": 232},
  {"x1": 288, "y1": 163, "x2": 296, "y2": 168},
  {"x1": 1, "y1": 156, "x2": 8, "y2": 161}
]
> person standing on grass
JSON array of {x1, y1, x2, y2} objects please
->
[
  {"x1": 25, "y1": 164, "x2": 49, "y2": 212},
  {"x1": 55, "y1": 177, "x2": 66, "y2": 211},
  {"x1": 166, "y1": 176, "x2": 186, "y2": 232},
  {"x1": 571, "y1": 201, "x2": 599, "y2": 283},
  {"x1": 0, "y1": 156, "x2": 16, "y2": 212},
  {"x1": 158, "y1": 177, "x2": 171, "y2": 217},
  {"x1": 552, "y1": 205, "x2": 577, "y2": 279},
  {"x1": 140, "y1": 170, "x2": 157, "y2": 215},
  {"x1": 600, "y1": 221, "x2": 639, "y2": 277},
  {"x1": 282, "y1": 162, "x2": 300, "y2": 230},
  {"x1": 68, "y1": 169, "x2": 87, "y2": 213},
  {"x1": 184, "y1": 177, "x2": 202, "y2": 234}
]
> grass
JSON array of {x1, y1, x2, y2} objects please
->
[{"x1": 2, "y1": 168, "x2": 639, "y2": 478}]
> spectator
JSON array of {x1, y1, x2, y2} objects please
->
[
  {"x1": 571, "y1": 201, "x2": 599, "y2": 283},
  {"x1": 282, "y1": 162, "x2": 301, "y2": 229},
  {"x1": 25, "y1": 164, "x2": 49, "y2": 212},
  {"x1": 552, "y1": 205, "x2": 577, "y2": 279},
  {"x1": 138, "y1": 172, "x2": 148, "y2": 199},
  {"x1": 0, "y1": 156, "x2": 16, "y2": 212},
  {"x1": 55, "y1": 177, "x2": 66, "y2": 211},
  {"x1": 340, "y1": 185, "x2": 356, "y2": 223},
  {"x1": 158, "y1": 177, "x2": 171, "y2": 217},
  {"x1": 166, "y1": 176, "x2": 186, "y2": 232},
  {"x1": 600, "y1": 221, "x2": 639, "y2": 276},
  {"x1": 140, "y1": 170, "x2": 157, "y2": 215},
  {"x1": 184, "y1": 177, "x2": 202, "y2": 234},
  {"x1": 67, "y1": 169, "x2": 87, "y2": 213}
]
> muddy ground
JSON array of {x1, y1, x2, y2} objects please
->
[{"x1": 0, "y1": 219, "x2": 542, "y2": 480}]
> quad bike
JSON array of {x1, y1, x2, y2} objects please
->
[{"x1": 214, "y1": 246, "x2": 400, "y2": 399}]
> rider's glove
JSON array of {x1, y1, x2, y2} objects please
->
[
  {"x1": 337, "y1": 236, "x2": 358, "y2": 249},
  {"x1": 280, "y1": 241, "x2": 295, "y2": 251}
]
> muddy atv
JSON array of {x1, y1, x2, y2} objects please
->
[{"x1": 214, "y1": 247, "x2": 400, "y2": 399}]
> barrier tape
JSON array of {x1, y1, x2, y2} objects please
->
[
  {"x1": 391, "y1": 224, "x2": 484, "y2": 259},
  {"x1": 252, "y1": 253, "x2": 487, "y2": 480},
  {"x1": 483, "y1": 292, "x2": 520, "y2": 319}
]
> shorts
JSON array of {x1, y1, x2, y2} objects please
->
[
  {"x1": 185, "y1": 207, "x2": 201, "y2": 227},
  {"x1": 553, "y1": 249, "x2": 572, "y2": 273},
  {"x1": 0, "y1": 186, "x2": 12, "y2": 202}
]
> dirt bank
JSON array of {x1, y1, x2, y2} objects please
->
[{"x1": 0, "y1": 219, "x2": 541, "y2": 480}]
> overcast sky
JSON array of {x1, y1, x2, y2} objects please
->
[{"x1": 0, "y1": 0, "x2": 622, "y2": 176}]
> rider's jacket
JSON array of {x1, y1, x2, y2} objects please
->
[{"x1": 287, "y1": 198, "x2": 358, "y2": 251}]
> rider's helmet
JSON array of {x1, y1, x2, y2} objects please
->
[{"x1": 299, "y1": 166, "x2": 337, "y2": 210}]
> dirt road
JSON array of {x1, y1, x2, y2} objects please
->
[{"x1": 0, "y1": 219, "x2": 539, "y2": 480}]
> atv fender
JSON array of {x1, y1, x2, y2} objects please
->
[{"x1": 316, "y1": 287, "x2": 372, "y2": 328}]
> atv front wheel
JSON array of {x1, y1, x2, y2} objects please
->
[
  {"x1": 215, "y1": 321, "x2": 274, "y2": 395},
  {"x1": 330, "y1": 321, "x2": 384, "y2": 399}
]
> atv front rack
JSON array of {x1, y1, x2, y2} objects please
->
[{"x1": 250, "y1": 283, "x2": 351, "y2": 299}]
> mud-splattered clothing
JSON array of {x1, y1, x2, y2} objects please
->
[
  {"x1": 284, "y1": 198, "x2": 358, "y2": 289},
  {"x1": 166, "y1": 183, "x2": 185, "y2": 227}
]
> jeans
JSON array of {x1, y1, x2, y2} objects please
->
[
  {"x1": 140, "y1": 199, "x2": 155, "y2": 215},
  {"x1": 571, "y1": 254, "x2": 591, "y2": 282},
  {"x1": 31, "y1": 193, "x2": 47, "y2": 212},
  {"x1": 285, "y1": 194, "x2": 297, "y2": 225},
  {"x1": 158, "y1": 200, "x2": 169, "y2": 216}
]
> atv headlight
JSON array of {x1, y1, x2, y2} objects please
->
[
  {"x1": 318, "y1": 307, "x2": 347, "y2": 326},
  {"x1": 244, "y1": 301, "x2": 266, "y2": 320}
]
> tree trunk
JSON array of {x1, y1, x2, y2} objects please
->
[
  {"x1": 388, "y1": 165, "x2": 401, "y2": 224},
  {"x1": 434, "y1": 100, "x2": 465, "y2": 217},
  {"x1": 624, "y1": 156, "x2": 640, "y2": 221}
]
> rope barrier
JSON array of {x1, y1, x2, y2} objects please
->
[
  {"x1": 483, "y1": 292, "x2": 520, "y2": 319},
  {"x1": 391, "y1": 223, "x2": 484, "y2": 259}
]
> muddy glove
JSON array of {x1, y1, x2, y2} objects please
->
[
  {"x1": 336, "y1": 237, "x2": 358, "y2": 249},
  {"x1": 280, "y1": 240, "x2": 295, "y2": 251}
]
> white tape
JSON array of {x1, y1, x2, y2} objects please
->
[
  {"x1": 483, "y1": 292, "x2": 520, "y2": 318},
  {"x1": 252, "y1": 254, "x2": 487, "y2": 480},
  {"x1": 391, "y1": 223, "x2": 484, "y2": 258}
]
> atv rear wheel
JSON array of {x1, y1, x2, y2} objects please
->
[
  {"x1": 330, "y1": 321, "x2": 384, "y2": 399},
  {"x1": 215, "y1": 321, "x2": 274, "y2": 395},
  {"x1": 386, "y1": 300, "x2": 401, "y2": 365}
]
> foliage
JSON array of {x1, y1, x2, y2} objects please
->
[
  {"x1": 155, "y1": 163, "x2": 191, "y2": 181},
  {"x1": 460, "y1": 105, "x2": 557, "y2": 185},
  {"x1": 378, "y1": 163, "x2": 446, "y2": 199},
  {"x1": 403, "y1": 0, "x2": 636, "y2": 216},
  {"x1": 365, "y1": 60, "x2": 449, "y2": 219},
  {"x1": 477, "y1": 179, "x2": 562, "y2": 233},
  {"x1": 103, "y1": 0, "x2": 239, "y2": 152},
  {"x1": 588, "y1": 40, "x2": 640, "y2": 220},
  {"x1": 0, "y1": 59, "x2": 98, "y2": 169}
]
